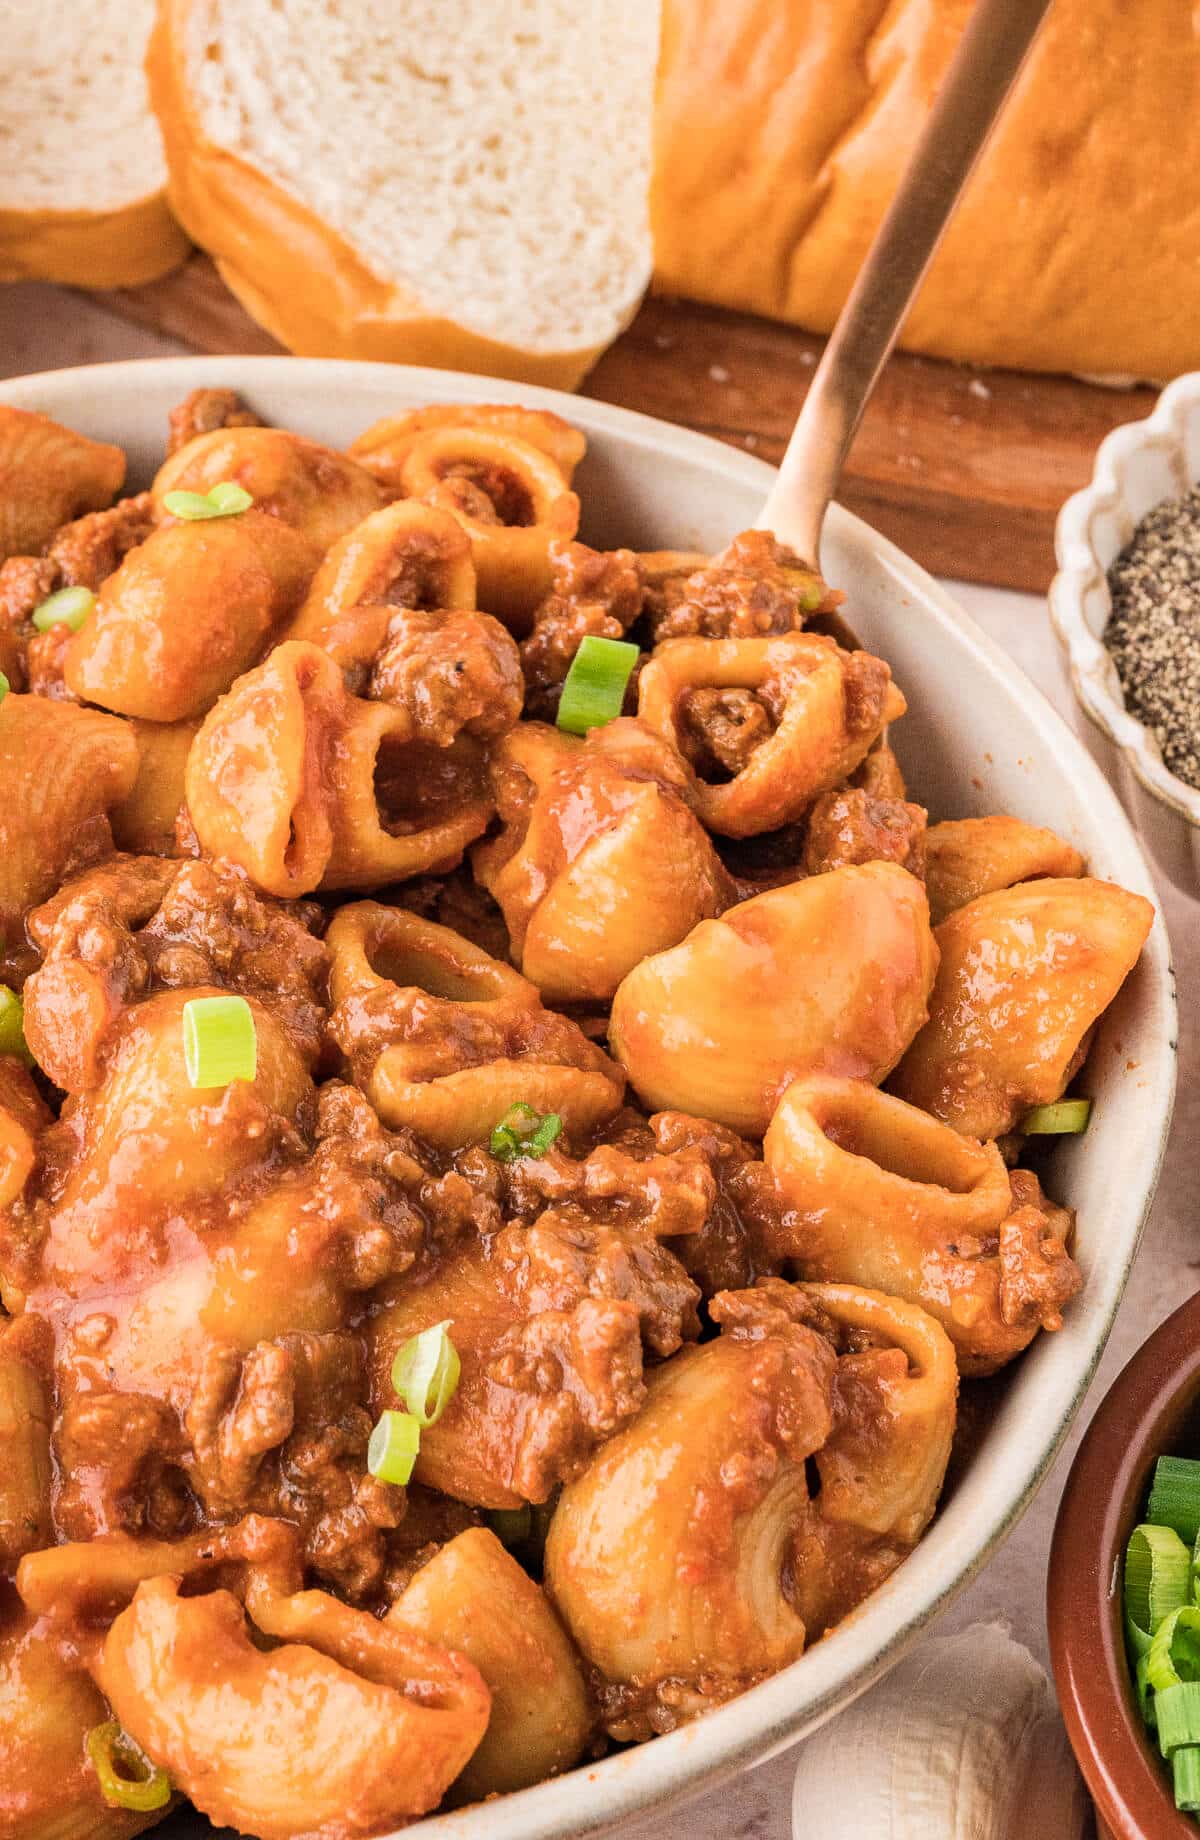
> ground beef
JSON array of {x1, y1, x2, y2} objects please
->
[
  {"x1": 520, "y1": 542, "x2": 643, "y2": 722},
  {"x1": 467, "y1": 1135, "x2": 714, "y2": 1246},
  {"x1": 430, "y1": 473, "x2": 505, "y2": 525},
  {"x1": 998, "y1": 1169, "x2": 1081, "y2": 1333},
  {"x1": 645, "y1": 530, "x2": 833, "y2": 644},
  {"x1": 140, "y1": 859, "x2": 329, "y2": 1068},
  {"x1": 47, "y1": 493, "x2": 156, "y2": 589},
  {"x1": 0, "y1": 555, "x2": 58, "y2": 689},
  {"x1": 802, "y1": 787, "x2": 928, "y2": 878},
  {"x1": 167, "y1": 389, "x2": 264, "y2": 456},
  {"x1": 54, "y1": 1390, "x2": 188, "y2": 1541},
  {"x1": 377, "y1": 1488, "x2": 483, "y2": 1605},
  {"x1": 650, "y1": 1111, "x2": 769, "y2": 1298},
  {"x1": 25, "y1": 621, "x2": 77, "y2": 701},
  {"x1": 501, "y1": 1214, "x2": 701, "y2": 1357},
  {"x1": 369, "y1": 605, "x2": 523, "y2": 744},
  {"x1": 23, "y1": 857, "x2": 328, "y2": 1091},
  {"x1": 23, "y1": 857, "x2": 179, "y2": 1090},
  {"x1": 677, "y1": 686, "x2": 773, "y2": 779},
  {"x1": 185, "y1": 1329, "x2": 404, "y2": 1601},
  {"x1": 0, "y1": 496, "x2": 156, "y2": 694},
  {"x1": 486, "y1": 1297, "x2": 647, "y2": 1501},
  {"x1": 842, "y1": 650, "x2": 895, "y2": 740}
]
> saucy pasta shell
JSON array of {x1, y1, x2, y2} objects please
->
[{"x1": 609, "y1": 862, "x2": 938, "y2": 1135}]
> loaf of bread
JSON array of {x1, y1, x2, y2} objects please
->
[
  {"x1": 653, "y1": 0, "x2": 1198, "y2": 383},
  {"x1": 135, "y1": 0, "x2": 1197, "y2": 385},
  {"x1": 147, "y1": 0, "x2": 660, "y2": 390},
  {"x1": 0, "y1": 0, "x2": 189, "y2": 288}
]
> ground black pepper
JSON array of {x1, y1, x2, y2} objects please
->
[{"x1": 1106, "y1": 486, "x2": 1200, "y2": 792}]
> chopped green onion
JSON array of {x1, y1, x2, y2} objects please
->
[
  {"x1": 207, "y1": 481, "x2": 254, "y2": 513},
  {"x1": 0, "y1": 672, "x2": 8, "y2": 704},
  {"x1": 488, "y1": 1103, "x2": 563, "y2": 1163},
  {"x1": 163, "y1": 489, "x2": 220, "y2": 519},
  {"x1": 1128, "y1": 1605, "x2": 1154, "y2": 1660},
  {"x1": 488, "y1": 1505, "x2": 532, "y2": 1548},
  {"x1": 556, "y1": 634, "x2": 639, "y2": 736},
  {"x1": 799, "y1": 582, "x2": 825, "y2": 612},
  {"x1": 1138, "y1": 1652, "x2": 1159, "y2": 1729},
  {"x1": 390, "y1": 1321, "x2": 461, "y2": 1427},
  {"x1": 490, "y1": 1100, "x2": 540, "y2": 1151},
  {"x1": 367, "y1": 1408, "x2": 421, "y2": 1484},
  {"x1": 1021, "y1": 1099, "x2": 1092, "y2": 1135},
  {"x1": 163, "y1": 480, "x2": 254, "y2": 521},
  {"x1": 1176, "y1": 1744, "x2": 1200, "y2": 1813},
  {"x1": 1151, "y1": 1457, "x2": 1200, "y2": 1546},
  {"x1": 527, "y1": 1113, "x2": 562, "y2": 1154},
  {"x1": 31, "y1": 585, "x2": 95, "y2": 633},
  {"x1": 1148, "y1": 1607, "x2": 1200, "y2": 1692},
  {"x1": 86, "y1": 1721, "x2": 172, "y2": 1812},
  {"x1": 1156, "y1": 1683, "x2": 1200, "y2": 1757},
  {"x1": 0, "y1": 986, "x2": 32, "y2": 1065},
  {"x1": 182, "y1": 994, "x2": 257, "y2": 1089},
  {"x1": 1126, "y1": 1524, "x2": 1192, "y2": 1640}
]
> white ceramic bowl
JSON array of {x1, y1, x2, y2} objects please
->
[
  {"x1": 1051, "y1": 371, "x2": 1200, "y2": 896},
  {"x1": 2, "y1": 358, "x2": 1176, "y2": 1840}
]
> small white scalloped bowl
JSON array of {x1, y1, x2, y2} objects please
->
[{"x1": 1051, "y1": 372, "x2": 1200, "y2": 896}]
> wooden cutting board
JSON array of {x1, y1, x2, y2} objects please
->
[{"x1": 91, "y1": 254, "x2": 1160, "y2": 594}]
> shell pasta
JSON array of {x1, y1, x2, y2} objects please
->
[{"x1": 0, "y1": 390, "x2": 1153, "y2": 1838}]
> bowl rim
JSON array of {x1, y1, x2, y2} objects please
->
[
  {"x1": 1050, "y1": 369, "x2": 1200, "y2": 831},
  {"x1": 1049, "y1": 1291, "x2": 1200, "y2": 1840},
  {"x1": 2, "y1": 354, "x2": 1179, "y2": 1840}
]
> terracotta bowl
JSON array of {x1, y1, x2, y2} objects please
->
[{"x1": 1049, "y1": 1291, "x2": 1200, "y2": 1840}]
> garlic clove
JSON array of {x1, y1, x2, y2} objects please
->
[{"x1": 791, "y1": 1622, "x2": 1090, "y2": 1838}]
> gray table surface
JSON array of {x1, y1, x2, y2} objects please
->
[{"x1": 2, "y1": 281, "x2": 1194, "y2": 1839}]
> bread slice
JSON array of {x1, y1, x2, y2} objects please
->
[
  {"x1": 148, "y1": 0, "x2": 660, "y2": 388},
  {"x1": 0, "y1": 0, "x2": 189, "y2": 287}
]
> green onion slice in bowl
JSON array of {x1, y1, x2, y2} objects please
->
[
  {"x1": 368, "y1": 1408, "x2": 421, "y2": 1485},
  {"x1": 391, "y1": 1322, "x2": 461, "y2": 1427},
  {"x1": 182, "y1": 994, "x2": 257, "y2": 1090},
  {"x1": 86, "y1": 1722, "x2": 171, "y2": 1812},
  {"x1": 163, "y1": 480, "x2": 254, "y2": 520},
  {"x1": 31, "y1": 585, "x2": 94, "y2": 632},
  {"x1": 1022, "y1": 1098, "x2": 1092, "y2": 1135},
  {"x1": 556, "y1": 635, "x2": 639, "y2": 736},
  {"x1": 489, "y1": 1103, "x2": 563, "y2": 1162}
]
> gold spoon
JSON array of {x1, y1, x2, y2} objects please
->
[{"x1": 758, "y1": 0, "x2": 1055, "y2": 569}]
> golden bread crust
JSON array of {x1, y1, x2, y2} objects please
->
[{"x1": 653, "y1": 0, "x2": 1200, "y2": 381}]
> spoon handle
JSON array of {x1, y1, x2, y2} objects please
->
[{"x1": 759, "y1": 0, "x2": 1055, "y2": 566}]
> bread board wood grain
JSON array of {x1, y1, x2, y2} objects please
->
[{"x1": 90, "y1": 254, "x2": 1160, "y2": 594}]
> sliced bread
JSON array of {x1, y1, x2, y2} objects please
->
[
  {"x1": 147, "y1": 0, "x2": 661, "y2": 388},
  {"x1": 0, "y1": 0, "x2": 188, "y2": 287}
]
